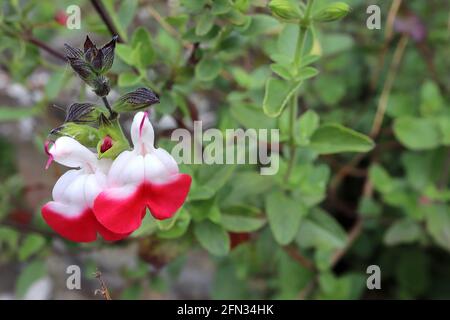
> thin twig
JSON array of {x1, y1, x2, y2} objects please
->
[
  {"x1": 283, "y1": 245, "x2": 315, "y2": 271},
  {"x1": 90, "y1": 0, "x2": 123, "y2": 42},
  {"x1": 94, "y1": 269, "x2": 112, "y2": 300},
  {"x1": 370, "y1": 35, "x2": 409, "y2": 138},
  {"x1": 330, "y1": 216, "x2": 363, "y2": 267},
  {"x1": 370, "y1": 0, "x2": 402, "y2": 90},
  {"x1": 25, "y1": 35, "x2": 66, "y2": 61}
]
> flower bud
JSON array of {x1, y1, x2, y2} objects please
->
[
  {"x1": 112, "y1": 88, "x2": 160, "y2": 113},
  {"x1": 268, "y1": 0, "x2": 303, "y2": 23},
  {"x1": 50, "y1": 122, "x2": 100, "y2": 148},
  {"x1": 312, "y1": 2, "x2": 350, "y2": 22},
  {"x1": 64, "y1": 103, "x2": 103, "y2": 123}
]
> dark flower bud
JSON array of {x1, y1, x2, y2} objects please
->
[
  {"x1": 65, "y1": 103, "x2": 102, "y2": 123},
  {"x1": 100, "y1": 35, "x2": 118, "y2": 72},
  {"x1": 112, "y1": 88, "x2": 160, "y2": 113},
  {"x1": 92, "y1": 76, "x2": 110, "y2": 97}
]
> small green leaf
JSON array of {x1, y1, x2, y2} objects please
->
[
  {"x1": 263, "y1": 77, "x2": 302, "y2": 117},
  {"x1": 194, "y1": 221, "x2": 230, "y2": 256},
  {"x1": 384, "y1": 219, "x2": 422, "y2": 246},
  {"x1": 19, "y1": 234, "x2": 46, "y2": 261},
  {"x1": 296, "y1": 208, "x2": 347, "y2": 250},
  {"x1": 15, "y1": 260, "x2": 46, "y2": 298},
  {"x1": 266, "y1": 191, "x2": 307, "y2": 245},
  {"x1": 426, "y1": 205, "x2": 450, "y2": 252},
  {"x1": 310, "y1": 123, "x2": 374, "y2": 154},
  {"x1": 221, "y1": 214, "x2": 266, "y2": 232},
  {"x1": 196, "y1": 13, "x2": 215, "y2": 36},
  {"x1": 118, "y1": 72, "x2": 142, "y2": 87},
  {"x1": 394, "y1": 116, "x2": 441, "y2": 150},
  {"x1": 195, "y1": 58, "x2": 223, "y2": 81},
  {"x1": 295, "y1": 110, "x2": 319, "y2": 145},
  {"x1": 115, "y1": 44, "x2": 135, "y2": 65},
  {"x1": 131, "y1": 27, "x2": 155, "y2": 67},
  {"x1": 369, "y1": 164, "x2": 395, "y2": 194}
]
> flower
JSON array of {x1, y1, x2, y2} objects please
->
[
  {"x1": 42, "y1": 136, "x2": 128, "y2": 242},
  {"x1": 93, "y1": 111, "x2": 192, "y2": 234}
]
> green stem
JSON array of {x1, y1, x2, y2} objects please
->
[{"x1": 284, "y1": 0, "x2": 315, "y2": 182}]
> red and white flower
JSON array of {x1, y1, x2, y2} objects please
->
[
  {"x1": 42, "y1": 137, "x2": 128, "y2": 242},
  {"x1": 93, "y1": 111, "x2": 192, "y2": 234}
]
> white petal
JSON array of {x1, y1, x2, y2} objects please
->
[
  {"x1": 49, "y1": 136, "x2": 97, "y2": 170},
  {"x1": 144, "y1": 153, "x2": 168, "y2": 182},
  {"x1": 130, "y1": 111, "x2": 155, "y2": 154},
  {"x1": 52, "y1": 169, "x2": 80, "y2": 202},
  {"x1": 153, "y1": 148, "x2": 179, "y2": 175}
]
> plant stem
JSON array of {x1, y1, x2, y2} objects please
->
[
  {"x1": 90, "y1": 0, "x2": 123, "y2": 42},
  {"x1": 284, "y1": 0, "x2": 315, "y2": 182},
  {"x1": 101, "y1": 96, "x2": 113, "y2": 115}
]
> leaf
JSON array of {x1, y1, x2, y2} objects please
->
[
  {"x1": 295, "y1": 110, "x2": 319, "y2": 145},
  {"x1": 266, "y1": 191, "x2": 307, "y2": 245},
  {"x1": 115, "y1": 44, "x2": 135, "y2": 65},
  {"x1": 369, "y1": 164, "x2": 394, "y2": 194},
  {"x1": 194, "y1": 220, "x2": 230, "y2": 256},
  {"x1": 230, "y1": 104, "x2": 276, "y2": 130},
  {"x1": 0, "y1": 107, "x2": 37, "y2": 122},
  {"x1": 420, "y1": 80, "x2": 444, "y2": 116},
  {"x1": 393, "y1": 117, "x2": 441, "y2": 150},
  {"x1": 195, "y1": 58, "x2": 223, "y2": 81},
  {"x1": 15, "y1": 260, "x2": 46, "y2": 298},
  {"x1": 263, "y1": 77, "x2": 302, "y2": 118},
  {"x1": 118, "y1": 72, "x2": 142, "y2": 87},
  {"x1": 296, "y1": 208, "x2": 347, "y2": 250},
  {"x1": 19, "y1": 234, "x2": 46, "y2": 261},
  {"x1": 196, "y1": 13, "x2": 215, "y2": 36},
  {"x1": 384, "y1": 219, "x2": 422, "y2": 246},
  {"x1": 131, "y1": 27, "x2": 155, "y2": 67},
  {"x1": 310, "y1": 123, "x2": 374, "y2": 154},
  {"x1": 426, "y1": 204, "x2": 450, "y2": 252},
  {"x1": 220, "y1": 214, "x2": 266, "y2": 232}
]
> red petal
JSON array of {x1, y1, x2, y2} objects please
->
[
  {"x1": 146, "y1": 174, "x2": 192, "y2": 220},
  {"x1": 42, "y1": 203, "x2": 127, "y2": 242},
  {"x1": 93, "y1": 174, "x2": 192, "y2": 234},
  {"x1": 93, "y1": 186, "x2": 146, "y2": 234}
]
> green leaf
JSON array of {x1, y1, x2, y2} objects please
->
[
  {"x1": 118, "y1": 72, "x2": 142, "y2": 87},
  {"x1": 196, "y1": 13, "x2": 215, "y2": 36},
  {"x1": 384, "y1": 219, "x2": 422, "y2": 246},
  {"x1": 194, "y1": 220, "x2": 230, "y2": 256},
  {"x1": 309, "y1": 123, "x2": 374, "y2": 154},
  {"x1": 230, "y1": 104, "x2": 276, "y2": 130},
  {"x1": 393, "y1": 117, "x2": 441, "y2": 150},
  {"x1": 195, "y1": 57, "x2": 223, "y2": 81},
  {"x1": 131, "y1": 27, "x2": 155, "y2": 67},
  {"x1": 221, "y1": 214, "x2": 266, "y2": 232},
  {"x1": 15, "y1": 260, "x2": 46, "y2": 298},
  {"x1": 266, "y1": 191, "x2": 307, "y2": 245},
  {"x1": 19, "y1": 234, "x2": 46, "y2": 261},
  {"x1": 115, "y1": 44, "x2": 135, "y2": 65},
  {"x1": 0, "y1": 107, "x2": 37, "y2": 122},
  {"x1": 296, "y1": 208, "x2": 347, "y2": 250},
  {"x1": 295, "y1": 110, "x2": 319, "y2": 145},
  {"x1": 420, "y1": 80, "x2": 444, "y2": 116},
  {"x1": 263, "y1": 77, "x2": 302, "y2": 118},
  {"x1": 369, "y1": 164, "x2": 394, "y2": 194},
  {"x1": 426, "y1": 204, "x2": 450, "y2": 252}
]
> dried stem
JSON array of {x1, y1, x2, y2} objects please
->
[
  {"x1": 370, "y1": 35, "x2": 409, "y2": 138},
  {"x1": 94, "y1": 269, "x2": 112, "y2": 300}
]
